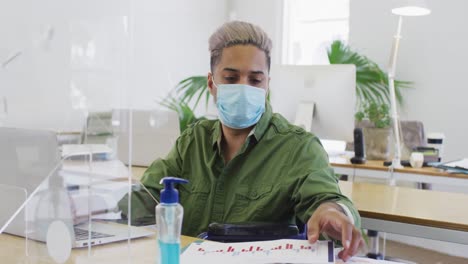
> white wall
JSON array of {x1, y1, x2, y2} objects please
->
[
  {"x1": 2, "y1": 0, "x2": 74, "y2": 130},
  {"x1": 128, "y1": 0, "x2": 226, "y2": 109},
  {"x1": 1, "y1": 0, "x2": 226, "y2": 131},
  {"x1": 349, "y1": 0, "x2": 468, "y2": 163},
  {"x1": 228, "y1": 0, "x2": 283, "y2": 64},
  {"x1": 1, "y1": 0, "x2": 134, "y2": 131}
]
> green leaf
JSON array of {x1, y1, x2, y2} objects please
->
[
  {"x1": 159, "y1": 76, "x2": 210, "y2": 133},
  {"x1": 174, "y1": 76, "x2": 209, "y2": 109},
  {"x1": 358, "y1": 102, "x2": 391, "y2": 128},
  {"x1": 355, "y1": 111, "x2": 365, "y2": 121},
  {"x1": 328, "y1": 40, "x2": 412, "y2": 109}
]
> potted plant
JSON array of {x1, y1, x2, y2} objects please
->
[
  {"x1": 355, "y1": 102, "x2": 393, "y2": 160},
  {"x1": 160, "y1": 76, "x2": 209, "y2": 132}
]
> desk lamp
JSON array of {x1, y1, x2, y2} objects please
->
[{"x1": 388, "y1": 0, "x2": 430, "y2": 168}]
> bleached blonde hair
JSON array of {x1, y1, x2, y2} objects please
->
[{"x1": 208, "y1": 21, "x2": 272, "y2": 72}]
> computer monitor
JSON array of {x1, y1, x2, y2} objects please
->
[
  {"x1": 113, "y1": 109, "x2": 180, "y2": 167},
  {"x1": 269, "y1": 65, "x2": 356, "y2": 142}
]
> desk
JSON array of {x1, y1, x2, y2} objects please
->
[
  {"x1": 339, "y1": 181, "x2": 468, "y2": 244},
  {"x1": 2, "y1": 165, "x2": 466, "y2": 262},
  {"x1": 331, "y1": 159, "x2": 468, "y2": 187},
  {"x1": 132, "y1": 166, "x2": 468, "y2": 244},
  {"x1": 132, "y1": 166, "x2": 148, "y2": 179},
  {"x1": 0, "y1": 232, "x2": 198, "y2": 263}
]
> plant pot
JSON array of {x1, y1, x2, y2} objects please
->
[{"x1": 362, "y1": 127, "x2": 393, "y2": 160}]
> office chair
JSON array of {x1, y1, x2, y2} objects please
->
[{"x1": 197, "y1": 221, "x2": 307, "y2": 243}]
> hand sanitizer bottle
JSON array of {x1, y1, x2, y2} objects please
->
[{"x1": 156, "y1": 177, "x2": 188, "y2": 264}]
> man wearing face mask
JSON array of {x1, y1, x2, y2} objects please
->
[{"x1": 121, "y1": 21, "x2": 363, "y2": 261}]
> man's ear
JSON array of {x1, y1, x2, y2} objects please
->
[
  {"x1": 207, "y1": 72, "x2": 216, "y2": 97},
  {"x1": 266, "y1": 76, "x2": 271, "y2": 97}
]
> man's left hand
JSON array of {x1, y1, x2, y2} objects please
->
[{"x1": 307, "y1": 202, "x2": 365, "y2": 261}]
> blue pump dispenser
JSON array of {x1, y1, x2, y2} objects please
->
[
  {"x1": 160, "y1": 177, "x2": 188, "y2": 204},
  {"x1": 156, "y1": 177, "x2": 188, "y2": 264}
]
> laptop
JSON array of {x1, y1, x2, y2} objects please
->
[
  {"x1": 113, "y1": 109, "x2": 180, "y2": 167},
  {"x1": 0, "y1": 127, "x2": 153, "y2": 248}
]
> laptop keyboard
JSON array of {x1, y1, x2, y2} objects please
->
[{"x1": 74, "y1": 227, "x2": 115, "y2": 241}]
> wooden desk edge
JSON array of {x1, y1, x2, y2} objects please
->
[
  {"x1": 331, "y1": 162, "x2": 468, "y2": 179},
  {"x1": 359, "y1": 211, "x2": 468, "y2": 233}
]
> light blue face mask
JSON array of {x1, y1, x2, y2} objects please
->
[{"x1": 213, "y1": 81, "x2": 266, "y2": 129}]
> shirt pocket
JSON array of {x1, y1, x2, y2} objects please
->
[
  {"x1": 232, "y1": 185, "x2": 273, "y2": 219},
  {"x1": 179, "y1": 183, "x2": 210, "y2": 232}
]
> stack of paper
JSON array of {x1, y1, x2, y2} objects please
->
[
  {"x1": 336, "y1": 257, "x2": 405, "y2": 263},
  {"x1": 181, "y1": 239, "x2": 334, "y2": 264},
  {"x1": 61, "y1": 144, "x2": 113, "y2": 159},
  {"x1": 443, "y1": 158, "x2": 468, "y2": 170},
  {"x1": 433, "y1": 158, "x2": 468, "y2": 174}
]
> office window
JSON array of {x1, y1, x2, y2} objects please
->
[{"x1": 282, "y1": 0, "x2": 350, "y2": 65}]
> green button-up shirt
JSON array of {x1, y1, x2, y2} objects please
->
[{"x1": 122, "y1": 104, "x2": 360, "y2": 237}]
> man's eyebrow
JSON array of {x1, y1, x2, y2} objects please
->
[
  {"x1": 222, "y1": 68, "x2": 240, "y2": 72},
  {"x1": 222, "y1": 68, "x2": 265, "y2": 75},
  {"x1": 249, "y1": 70, "x2": 265, "y2": 75}
]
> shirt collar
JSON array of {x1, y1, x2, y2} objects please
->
[
  {"x1": 212, "y1": 121, "x2": 222, "y2": 149},
  {"x1": 252, "y1": 103, "x2": 273, "y2": 142},
  {"x1": 211, "y1": 103, "x2": 273, "y2": 149}
]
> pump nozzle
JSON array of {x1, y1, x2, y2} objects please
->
[{"x1": 159, "y1": 177, "x2": 189, "y2": 204}]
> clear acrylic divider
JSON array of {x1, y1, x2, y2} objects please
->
[
  {"x1": 0, "y1": 184, "x2": 28, "y2": 260},
  {"x1": 0, "y1": 0, "x2": 161, "y2": 261},
  {"x1": 0, "y1": 185, "x2": 27, "y2": 234},
  {"x1": 0, "y1": 127, "x2": 74, "y2": 263},
  {"x1": 60, "y1": 145, "x2": 156, "y2": 263}
]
